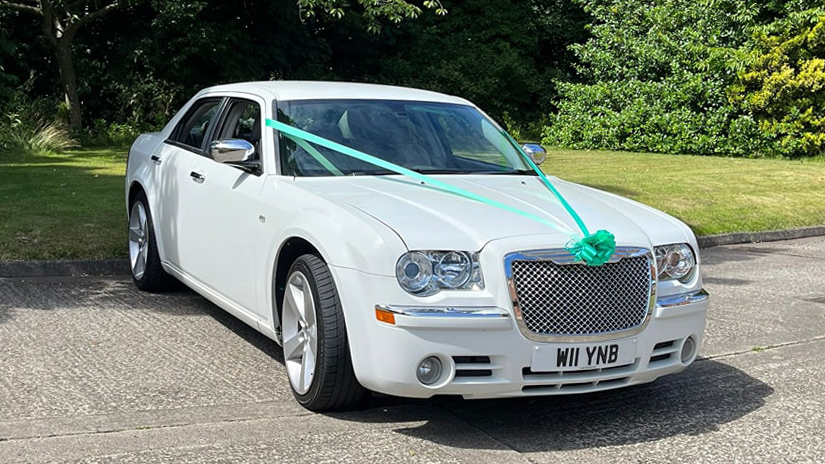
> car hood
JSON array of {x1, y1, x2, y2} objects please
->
[{"x1": 293, "y1": 175, "x2": 692, "y2": 251}]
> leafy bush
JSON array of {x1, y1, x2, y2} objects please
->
[
  {"x1": 543, "y1": 0, "x2": 764, "y2": 156},
  {"x1": 730, "y1": 7, "x2": 825, "y2": 158},
  {"x1": 545, "y1": 77, "x2": 772, "y2": 156},
  {"x1": 543, "y1": 0, "x2": 825, "y2": 158},
  {"x1": 79, "y1": 119, "x2": 151, "y2": 148},
  {"x1": 102, "y1": 73, "x2": 183, "y2": 130}
]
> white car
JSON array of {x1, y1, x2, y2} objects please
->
[{"x1": 125, "y1": 81, "x2": 708, "y2": 411}]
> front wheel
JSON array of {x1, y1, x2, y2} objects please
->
[{"x1": 281, "y1": 254, "x2": 365, "y2": 410}]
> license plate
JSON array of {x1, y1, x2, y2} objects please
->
[{"x1": 531, "y1": 339, "x2": 637, "y2": 372}]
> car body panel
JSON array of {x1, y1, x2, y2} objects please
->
[
  {"x1": 292, "y1": 175, "x2": 694, "y2": 252},
  {"x1": 126, "y1": 81, "x2": 708, "y2": 401}
]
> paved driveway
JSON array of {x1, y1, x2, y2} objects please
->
[{"x1": 1, "y1": 237, "x2": 823, "y2": 463}]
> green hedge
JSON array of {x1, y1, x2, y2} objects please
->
[{"x1": 543, "y1": 0, "x2": 825, "y2": 158}]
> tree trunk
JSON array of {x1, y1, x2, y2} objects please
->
[
  {"x1": 4, "y1": 0, "x2": 122, "y2": 130},
  {"x1": 54, "y1": 39, "x2": 82, "y2": 129}
]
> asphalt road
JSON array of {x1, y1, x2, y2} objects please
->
[{"x1": 1, "y1": 237, "x2": 824, "y2": 463}]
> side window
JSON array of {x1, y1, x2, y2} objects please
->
[
  {"x1": 170, "y1": 98, "x2": 223, "y2": 151},
  {"x1": 215, "y1": 99, "x2": 262, "y2": 160}
]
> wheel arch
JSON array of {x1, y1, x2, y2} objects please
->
[
  {"x1": 264, "y1": 208, "x2": 406, "y2": 340},
  {"x1": 271, "y1": 235, "x2": 325, "y2": 339},
  {"x1": 127, "y1": 181, "x2": 145, "y2": 209}
]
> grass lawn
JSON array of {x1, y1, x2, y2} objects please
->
[
  {"x1": 0, "y1": 146, "x2": 823, "y2": 261},
  {"x1": 0, "y1": 147, "x2": 128, "y2": 261},
  {"x1": 543, "y1": 149, "x2": 825, "y2": 236}
]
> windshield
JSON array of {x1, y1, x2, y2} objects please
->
[{"x1": 275, "y1": 99, "x2": 535, "y2": 177}]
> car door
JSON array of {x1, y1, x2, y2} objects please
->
[
  {"x1": 178, "y1": 96, "x2": 269, "y2": 314},
  {"x1": 155, "y1": 97, "x2": 225, "y2": 269}
]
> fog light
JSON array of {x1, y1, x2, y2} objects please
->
[
  {"x1": 416, "y1": 356, "x2": 443, "y2": 385},
  {"x1": 681, "y1": 336, "x2": 697, "y2": 364}
]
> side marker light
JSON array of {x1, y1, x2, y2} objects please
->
[{"x1": 375, "y1": 308, "x2": 396, "y2": 325}]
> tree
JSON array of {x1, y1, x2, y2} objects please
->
[
  {"x1": 0, "y1": 0, "x2": 445, "y2": 130},
  {"x1": 293, "y1": 0, "x2": 588, "y2": 133},
  {"x1": 0, "y1": 0, "x2": 127, "y2": 129},
  {"x1": 0, "y1": 15, "x2": 18, "y2": 104},
  {"x1": 297, "y1": 0, "x2": 446, "y2": 32}
]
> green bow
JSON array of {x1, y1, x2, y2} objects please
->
[{"x1": 565, "y1": 230, "x2": 616, "y2": 266}]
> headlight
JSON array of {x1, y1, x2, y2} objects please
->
[
  {"x1": 396, "y1": 251, "x2": 483, "y2": 296},
  {"x1": 395, "y1": 251, "x2": 433, "y2": 293},
  {"x1": 655, "y1": 243, "x2": 697, "y2": 282}
]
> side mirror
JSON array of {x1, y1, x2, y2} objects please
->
[
  {"x1": 209, "y1": 139, "x2": 260, "y2": 173},
  {"x1": 521, "y1": 143, "x2": 547, "y2": 165}
]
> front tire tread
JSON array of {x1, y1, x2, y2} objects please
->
[{"x1": 289, "y1": 254, "x2": 365, "y2": 410}]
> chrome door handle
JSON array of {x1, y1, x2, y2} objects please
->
[{"x1": 190, "y1": 171, "x2": 205, "y2": 183}]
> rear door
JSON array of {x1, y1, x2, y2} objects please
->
[{"x1": 156, "y1": 97, "x2": 224, "y2": 268}]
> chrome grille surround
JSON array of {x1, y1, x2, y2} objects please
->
[{"x1": 505, "y1": 247, "x2": 657, "y2": 342}]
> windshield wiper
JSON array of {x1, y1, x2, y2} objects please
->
[
  {"x1": 470, "y1": 169, "x2": 537, "y2": 176},
  {"x1": 346, "y1": 167, "x2": 538, "y2": 176},
  {"x1": 410, "y1": 167, "x2": 467, "y2": 174},
  {"x1": 348, "y1": 169, "x2": 396, "y2": 176}
]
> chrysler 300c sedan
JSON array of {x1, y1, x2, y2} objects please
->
[{"x1": 125, "y1": 81, "x2": 709, "y2": 410}]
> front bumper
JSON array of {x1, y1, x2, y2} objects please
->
[{"x1": 333, "y1": 267, "x2": 708, "y2": 399}]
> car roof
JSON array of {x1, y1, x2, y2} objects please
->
[{"x1": 201, "y1": 81, "x2": 474, "y2": 106}]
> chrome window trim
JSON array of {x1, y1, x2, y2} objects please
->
[{"x1": 504, "y1": 247, "x2": 658, "y2": 343}]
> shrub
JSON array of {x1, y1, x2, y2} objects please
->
[
  {"x1": 543, "y1": 0, "x2": 825, "y2": 158},
  {"x1": 544, "y1": 77, "x2": 772, "y2": 156},
  {"x1": 0, "y1": 97, "x2": 77, "y2": 155},
  {"x1": 79, "y1": 119, "x2": 148, "y2": 148},
  {"x1": 542, "y1": 0, "x2": 762, "y2": 156},
  {"x1": 730, "y1": 8, "x2": 825, "y2": 158}
]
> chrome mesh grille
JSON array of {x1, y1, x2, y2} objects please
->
[{"x1": 510, "y1": 255, "x2": 651, "y2": 337}]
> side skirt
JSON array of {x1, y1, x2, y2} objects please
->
[{"x1": 162, "y1": 262, "x2": 281, "y2": 344}]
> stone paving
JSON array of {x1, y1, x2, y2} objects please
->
[{"x1": 0, "y1": 237, "x2": 823, "y2": 463}]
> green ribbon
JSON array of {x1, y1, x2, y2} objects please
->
[
  {"x1": 500, "y1": 131, "x2": 590, "y2": 236},
  {"x1": 289, "y1": 136, "x2": 343, "y2": 176},
  {"x1": 266, "y1": 118, "x2": 617, "y2": 265},
  {"x1": 500, "y1": 130, "x2": 617, "y2": 265}
]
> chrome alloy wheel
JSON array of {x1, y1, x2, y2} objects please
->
[
  {"x1": 282, "y1": 271, "x2": 319, "y2": 395},
  {"x1": 128, "y1": 201, "x2": 149, "y2": 280}
]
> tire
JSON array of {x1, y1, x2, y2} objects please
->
[
  {"x1": 128, "y1": 191, "x2": 175, "y2": 292},
  {"x1": 281, "y1": 254, "x2": 365, "y2": 410}
]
